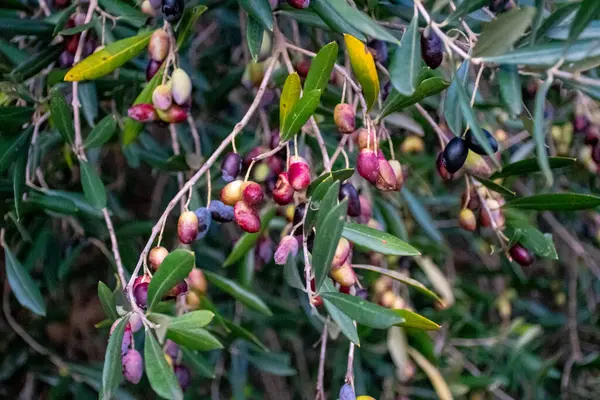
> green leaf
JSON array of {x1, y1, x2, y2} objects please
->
[
  {"x1": 444, "y1": 0, "x2": 487, "y2": 24},
  {"x1": 315, "y1": 181, "x2": 341, "y2": 234},
  {"x1": 306, "y1": 168, "x2": 354, "y2": 196},
  {"x1": 377, "y1": 199, "x2": 408, "y2": 241},
  {"x1": 84, "y1": 115, "x2": 117, "y2": 148},
  {"x1": 78, "y1": 82, "x2": 98, "y2": 128},
  {"x1": 401, "y1": 188, "x2": 443, "y2": 243},
  {"x1": 0, "y1": 38, "x2": 28, "y2": 66},
  {"x1": 4, "y1": 246, "x2": 46, "y2": 316},
  {"x1": 167, "y1": 326, "x2": 223, "y2": 351},
  {"x1": 498, "y1": 65, "x2": 523, "y2": 117},
  {"x1": 24, "y1": 191, "x2": 79, "y2": 215},
  {"x1": 505, "y1": 218, "x2": 558, "y2": 260},
  {"x1": 246, "y1": 16, "x2": 264, "y2": 63},
  {"x1": 504, "y1": 193, "x2": 600, "y2": 211},
  {"x1": 377, "y1": 77, "x2": 449, "y2": 121},
  {"x1": 310, "y1": 0, "x2": 366, "y2": 41},
  {"x1": 101, "y1": 316, "x2": 127, "y2": 400},
  {"x1": 65, "y1": 30, "x2": 154, "y2": 82},
  {"x1": 13, "y1": 142, "x2": 27, "y2": 221},
  {"x1": 181, "y1": 348, "x2": 215, "y2": 378},
  {"x1": 490, "y1": 157, "x2": 575, "y2": 179},
  {"x1": 238, "y1": 0, "x2": 273, "y2": 31},
  {"x1": 145, "y1": 330, "x2": 183, "y2": 400},
  {"x1": 444, "y1": 61, "x2": 469, "y2": 136},
  {"x1": 0, "y1": 106, "x2": 34, "y2": 134},
  {"x1": 147, "y1": 313, "x2": 171, "y2": 344},
  {"x1": 342, "y1": 222, "x2": 420, "y2": 256},
  {"x1": 50, "y1": 89, "x2": 75, "y2": 146},
  {"x1": 0, "y1": 126, "x2": 33, "y2": 174},
  {"x1": 389, "y1": 14, "x2": 421, "y2": 96},
  {"x1": 0, "y1": 16, "x2": 53, "y2": 36},
  {"x1": 473, "y1": 7, "x2": 536, "y2": 57},
  {"x1": 224, "y1": 207, "x2": 276, "y2": 266},
  {"x1": 313, "y1": 198, "x2": 347, "y2": 291},
  {"x1": 58, "y1": 21, "x2": 95, "y2": 36},
  {"x1": 476, "y1": 177, "x2": 516, "y2": 198},
  {"x1": 345, "y1": 34, "x2": 379, "y2": 111},
  {"x1": 10, "y1": 44, "x2": 62, "y2": 82},
  {"x1": 79, "y1": 160, "x2": 107, "y2": 209},
  {"x1": 98, "y1": 282, "x2": 119, "y2": 321},
  {"x1": 320, "y1": 292, "x2": 439, "y2": 330},
  {"x1": 122, "y1": 62, "x2": 166, "y2": 145},
  {"x1": 147, "y1": 249, "x2": 195, "y2": 311},
  {"x1": 204, "y1": 271, "x2": 273, "y2": 316},
  {"x1": 246, "y1": 352, "x2": 297, "y2": 376},
  {"x1": 351, "y1": 264, "x2": 441, "y2": 301},
  {"x1": 52, "y1": 2, "x2": 77, "y2": 36},
  {"x1": 168, "y1": 310, "x2": 215, "y2": 331},
  {"x1": 328, "y1": 0, "x2": 399, "y2": 44},
  {"x1": 533, "y1": 78, "x2": 553, "y2": 186},
  {"x1": 98, "y1": 0, "x2": 147, "y2": 28},
  {"x1": 283, "y1": 255, "x2": 304, "y2": 290},
  {"x1": 322, "y1": 279, "x2": 359, "y2": 345},
  {"x1": 222, "y1": 319, "x2": 269, "y2": 352},
  {"x1": 568, "y1": 0, "x2": 600, "y2": 42},
  {"x1": 280, "y1": 89, "x2": 321, "y2": 141},
  {"x1": 279, "y1": 73, "x2": 302, "y2": 132},
  {"x1": 176, "y1": 6, "x2": 208, "y2": 48},
  {"x1": 304, "y1": 41, "x2": 338, "y2": 93}
]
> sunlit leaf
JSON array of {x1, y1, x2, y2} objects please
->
[{"x1": 344, "y1": 34, "x2": 380, "y2": 111}]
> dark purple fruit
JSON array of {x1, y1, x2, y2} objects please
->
[
  {"x1": 194, "y1": 207, "x2": 212, "y2": 239},
  {"x1": 489, "y1": 0, "x2": 512, "y2": 13},
  {"x1": 221, "y1": 152, "x2": 243, "y2": 182},
  {"x1": 146, "y1": 59, "x2": 162, "y2": 82},
  {"x1": 174, "y1": 365, "x2": 191, "y2": 390},
  {"x1": 58, "y1": 51, "x2": 75, "y2": 68},
  {"x1": 286, "y1": 0, "x2": 309, "y2": 9},
  {"x1": 442, "y1": 137, "x2": 468, "y2": 173},
  {"x1": 339, "y1": 183, "x2": 361, "y2": 217},
  {"x1": 355, "y1": 288, "x2": 368, "y2": 300},
  {"x1": 421, "y1": 28, "x2": 443, "y2": 69},
  {"x1": 368, "y1": 40, "x2": 388, "y2": 64},
  {"x1": 293, "y1": 202, "x2": 306, "y2": 227},
  {"x1": 209, "y1": 200, "x2": 234, "y2": 223},
  {"x1": 509, "y1": 243, "x2": 534, "y2": 266},
  {"x1": 464, "y1": 129, "x2": 499, "y2": 155},
  {"x1": 122, "y1": 349, "x2": 143, "y2": 384},
  {"x1": 573, "y1": 115, "x2": 589, "y2": 133},
  {"x1": 133, "y1": 276, "x2": 150, "y2": 308},
  {"x1": 162, "y1": 0, "x2": 184, "y2": 23}
]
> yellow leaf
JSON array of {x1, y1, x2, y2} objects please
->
[
  {"x1": 344, "y1": 34, "x2": 380, "y2": 111},
  {"x1": 408, "y1": 347, "x2": 454, "y2": 400},
  {"x1": 64, "y1": 31, "x2": 154, "y2": 82},
  {"x1": 279, "y1": 72, "x2": 301, "y2": 131}
]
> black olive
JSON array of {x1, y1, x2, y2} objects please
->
[
  {"x1": 220, "y1": 152, "x2": 243, "y2": 182},
  {"x1": 293, "y1": 202, "x2": 306, "y2": 228},
  {"x1": 464, "y1": 129, "x2": 499, "y2": 155},
  {"x1": 442, "y1": 137, "x2": 468, "y2": 173},
  {"x1": 338, "y1": 183, "x2": 361, "y2": 217},
  {"x1": 420, "y1": 29, "x2": 443, "y2": 69},
  {"x1": 162, "y1": 0, "x2": 184, "y2": 23},
  {"x1": 209, "y1": 200, "x2": 234, "y2": 223},
  {"x1": 368, "y1": 40, "x2": 388, "y2": 64}
]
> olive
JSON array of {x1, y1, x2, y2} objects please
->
[
  {"x1": 442, "y1": 137, "x2": 468, "y2": 173},
  {"x1": 464, "y1": 129, "x2": 499, "y2": 155},
  {"x1": 221, "y1": 152, "x2": 243, "y2": 182},
  {"x1": 509, "y1": 243, "x2": 534, "y2": 266},
  {"x1": 420, "y1": 28, "x2": 443, "y2": 69},
  {"x1": 161, "y1": 0, "x2": 184, "y2": 23},
  {"x1": 339, "y1": 183, "x2": 361, "y2": 217}
]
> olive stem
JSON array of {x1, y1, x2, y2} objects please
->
[
  {"x1": 169, "y1": 123, "x2": 186, "y2": 213},
  {"x1": 103, "y1": 208, "x2": 128, "y2": 289},
  {"x1": 315, "y1": 323, "x2": 328, "y2": 400}
]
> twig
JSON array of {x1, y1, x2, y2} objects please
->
[
  {"x1": 315, "y1": 324, "x2": 328, "y2": 400},
  {"x1": 415, "y1": 103, "x2": 447, "y2": 148},
  {"x1": 169, "y1": 123, "x2": 185, "y2": 212},
  {"x1": 102, "y1": 208, "x2": 127, "y2": 289}
]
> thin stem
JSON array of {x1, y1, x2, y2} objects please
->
[
  {"x1": 102, "y1": 208, "x2": 127, "y2": 289},
  {"x1": 315, "y1": 324, "x2": 328, "y2": 400},
  {"x1": 169, "y1": 123, "x2": 185, "y2": 212}
]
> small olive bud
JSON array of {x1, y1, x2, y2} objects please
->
[
  {"x1": 178, "y1": 211, "x2": 199, "y2": 244},
  {"x1": 464, "y1": 129, "x2": 499, "y2": 155},
  {"x1": 234, "y1": 201, "x2": 261, "y2": 233},
  {"x1": 330, "y1": 262, "x2": 357, "y2": 287},
  {"x1": 334, "y1": 103, "x2": 356, "y2": 134},
  {"x1": 156, "y1": 104, "x2": 187, "y2": 123},
  {"x1": 458, "y1": 208, "x2": 477, "y2": 231},
  {"x1": 148, "y1": 246, "x2": 169, "y2": 270},
  {"x1": 356, "y1": 127, "x2": 376, "y2": 150},
  {"x1": 221, "y1": 152, "x2": 243, "y2": 182},
  {"x1": 174, "y1": 365, "x2": 191, "y2": 390},
  {"x1": 357, "y1": 149, "x2": 380, "y2": 184},
  {"x1": 194, "y1": 207, "x2": 212, "y2": 239},
  {"x1": 421, "y1": 27, "x2": 443, "y2": 69},
  {"x1": 170, "y1": 68, "x2": 192, "y2": 105},
  {"x1": 288, "y1": 156, "x2": 311, "y2": 191},
  {"x1": 146, "y1": 59, "x2": 162, "y2": 82},
  {"x1": 509, "y1": 243, "x2": 534, "y2": 266},
  {"x1": 339, "y1": 183, "x2": 361, "y2": 217},
  {"x1": 273, "y1": 172, "x2": 295, "y2": 205},
  {"x1": 152, "y1": 84, "x2": 172, "y2": 110},
  {"x1": 122, "y1": 349, "x2": 144, "y2": 384},
  {"x1": 220, "y1": 179, "x2": 244, "y2": 206},
  {"x1": 128, "y1": 104, "x2": 156, "y2": 122},
  {"x1": 375, "y1": 157, "x2": 398, "y2": 192},
  {"x1": 242, "y1": 181, "x2": 264, "y2": 207},
  {"x1": 274, "y1": 236, "x2": 299, "y2": 265},
  {"x1": 442, "y1": 137, "x2": 469, "y2": 173},
  {"x1": 208, "y1": 200, "x2": 234, "y2": 223},
  {"x1": 332, "y1": 238, "x2": 351, "y2": 268},
  {"x1": 148, "y1": 30, "x2": 169, "y2": 62},
  {"x1": 187, "y1": 268, "x2": 207, "y2": 294}
]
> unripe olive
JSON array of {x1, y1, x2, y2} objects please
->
[
  {"x1": 274, "y1": 236, "x2": 299, "y2": 265},
  {"x1": 333, "y1": 103, "x2": 356, "y2": 134},
  {"x1": 509, "y1": 243, "x2": 534, "y2": 266},
  {"x1": 330, "y1": 262, "x2": 356, "y2": 287},
  {"x1": 156, "y1": 104, "x2": 187, "y2": 123},
  {"x1": 392, "y1": 296, "x2": 406, "y2": 310},
  {"x1": 464, "y1": 129, "x2": 499, "y2": 155},
  {"x1": 379, "y1": 290, "x2": 396, "y2": 308},
  {"x1": 459, "y1": 208, "x2": 477, "y2": 231},
  {"x1": 288, "y1": 156, "x2": 311, "y2": 191},
  {"x1": 148, "y1": 30, "x2": 170, "y2": 62},
  {"x1": 242, "y1": 181, "x2": 264, "y2": 207},
  {"x1": 208, "y1": 200, "x2": 234, "y2": 223},
  {"x1": 332, "y1": 238, "x2": 351, "y2": 268},
  {"x1": 221, "y1": 152, "x2": 242, "y2": 182},
  {"x1": 128, "y1": 103, "x2": 157, "y2": 122},
  {"x1": 152, "y1": 84, "x2": 172, "y2": 110},
  {"x1": 388, "y1": 160, "x2": 404, "y2": 191},
  {"x1": 480, "y1": 199, "x2": 505, "y2": 228},
  {"x1": 162, "y1": 0, "x2": 184, "y2": 23},
  {"x1": 148, "y1": 246, "x2": 169, "y2": 270},
  {"x1": 421, "y1": 27, "x2": 443, "y2": 69},
  {"x1": 356, "y1": 127, "x2": 376, "y2": 150},
  {"x1": 187, "y1": 268, "x2": 207, "y2": 294},
  {"x1": 273, "y1": 172, "x2": 295, "y2": 205},
  {"x1": 170, "y1": 68, "x2": 192, "y2": 105},
  {"x1": 234, "y1": 201, "x2": 261, "y2": 233},
  {"x1": 194, "y1": 207, "x2": 212, "y2": 239},
  {"x1": 220, "y1": 179, "x2": 244, "y2": 206},
  {"x1": 375, "y1": 157, "x2": 398, "y2": 192},
  {"x1": 122, "y1": 349, "x2": 144, "y2": 384},
  {"x1": 442, "y1": 137, "x2": 469, "y2": 173},
  {"x1": 286, "y1": 0, "x2": 310, "y2": 9},
  {"x1": 178, "y1": 211, "x2": 199, "y2": 244},
  {"x1": 339, "y1": 183, "x2": 361, "y2": 217},
  {"x1": 186, "y1": 290, "x2": 201, "y2": 310},
  {"x1": 401, "y1": 135, "x2": 425, "y2": 154},
  {"x1": 357, "y1": 149, "x2": 380, "y2": 184},
  {"x1": 174, "y1": 365, "x2": 191, "y2": 390}
]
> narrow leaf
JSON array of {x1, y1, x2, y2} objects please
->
[
  {"x1": 279, "y1": 73, "x2": 301, "y2": 132},
  {"x1": 167, "y1": 327, "x2": 223, "y2": 351},
  {"x1": 568, "y1": 0, "x2": 600, "y2": 42},
  {"x1": 168, "y1": 310, "x2": 215, "y2": 331},
  {"x1": 98, "y1": 282, "x2": 119, "y2": 321},
  {"x1": 490, "y1": 157, "x2": 575, "y2": 179},
  {"x1": 182, "y1": 348, "x2": 215, "y2": 378},
  {"x1": 344, "y1": 34, "x2": 379, "y2": 111},
  {"x1": 307, "y1": 168, "x2": 354, "y2": 196},
  {"x1": 80, "y1": 160, "x2": 107, "y2": 209},
  {"x1": 408, "y1": 348, "x2": 453, "y2": 400},
  {"x1": 444, "y1": 61, "x2": 469, "y2": 136},
  {"x1": 401, "y1": 188, "x2": 443, "y2": 243},
  {"x1": 280, "y1": 89, "x2": 321, "y2": 141},
  {"x1": 533, "y1": 78, "x2": 553, "y2": 186},
  {"x1": 310, "y1": 0, "x2": 366, "y2": 41},
  {"x1": 505, "y1": 218, "x2": 558, "y2": 259},
  {"x1": 352, "y1": 264, "x2": 441, "y2": 301},
  {"x1": 313, "y1": 199, "x2": 348, "y2": 290},
  {"x1": 322, "y1": 279, "x2": 359, "y2": 345},
  {"x1": 304, "y1": 41, "x2": 338, "y2": 93},
  {"x1": 238, "y1": 0, "x2": 273, "y2": 31},
  {"x1": 4, "y1": 246, "x2": 46, "y2": 316},
  {"x1": 147, "y1": 249, "x2": 195, "y2": 311},
  {"x1": 246, "y1": 16, "x2": 264, "y2": 62},
  {"x1": 378, "y1": 77, "x2": 449, "y2": 121},
  {"x1": 329, "y1": 0, "x2": 399, "y2": 44},
  {"x1": 389, "y1": 14, "x2": 421, "y2": 96},
  {"x1": 473, "y1": 7, "x2": 536, "y2": 57},
  {"x1": 145, "y1": 330, "x2": 183, "y2": 400},
  {"x1": 50, "y1": 89, "x2": 74, "y2": 145},
  {"x1": 342, "y1": 222, "x2": 420, "y2": 256},
  {"x1": 504, "y1": 193, "x2": 600, "y2": 211},
  {"x1": 497, "y1": 65, "x2": 523, "y2": 117},
  {"x1": 204, "y1": 271, "x2": 273, "y2": 316},
  {"x1": 101, "y1": 317, "x2": 128, "y2": 399},
  {"x1": 476, "y1": 178, "x2": 516, "y2": 198},
  {"x1": 84, "y1": 115, "x2": 117, "y2": 148},
  {"x1": 0, "y1": 106, "x2": 34, "y2": 134},
  {"x1": 176, "y1": 6, "x2": 208, "y2": 48}
]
